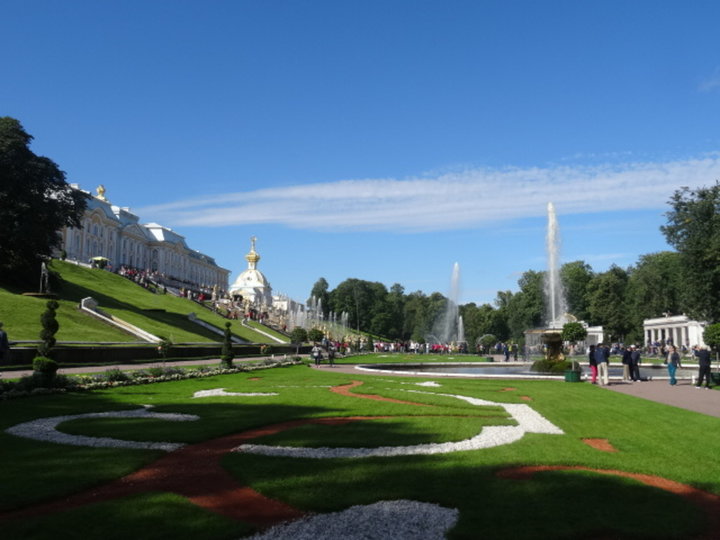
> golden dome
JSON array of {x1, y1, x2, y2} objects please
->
[{"x1": 245, "y1": 236, "x2": 261, "y2": 264}]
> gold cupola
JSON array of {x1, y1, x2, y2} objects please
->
[{"x1": 245, "y1": 236, "x2": 261, "y2": 269}]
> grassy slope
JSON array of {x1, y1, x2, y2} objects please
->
[
  {"x1": 0, "y1": 366, "x2": 718, "y2": 539},
  {"x1": 0, "y1": 261, "x2": 272, "y2": 343}
]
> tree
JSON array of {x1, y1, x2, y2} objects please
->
[
  {"x1": 661, "y1": 182, "x2": 720, "y2": 322},
  {"x1": 561, "y1": 322, "x2": 587, "y2": 345},
  {"x1": 703, "y1": 323, "x2": 720, "y2": 354},
  {"x1": 0, "y1": 117, "x2": 89, "y2": 286},
  {"x1": 308, "y1": 277, "x2": 330, "y2": 319},
  {"x1": 626, "y1": 252, "x2": 684, "y2": 341},
  {"x1": 560, "y1": 261, "x2": 594, "y2": 321},
  {"x1": 329, "y1": 278, "x2": 388, "y2": 334},
  {"x1": 34, "y1": 300, "x2": 60, "y2": 386},
  {"x1": 587, "y1": 265, "x2": 631, "y2": 341},
  {"x1": 506, "y1": 270, "x2": 544, "y2": 339},
  {"x1": 307, "y1": 327, "x2": 324, "y2": 343},
  {"x1": 289, "y1": 327, "x2": 308, "y2": 355},
  {"x1": 220, "y1": 322, "x2": 234, "y2": 368},
  {"x1": 37, "y1": 300, "x2": 60, "y2": 358}
]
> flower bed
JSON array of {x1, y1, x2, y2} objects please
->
[{"x1": 0, "y1": 358, "x2": 302, "y2": 400}]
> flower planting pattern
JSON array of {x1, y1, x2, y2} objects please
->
[
  {"x1": 248, "y1": 499, "x2": 459, "y2": 540},
  {"x1": 5, "y1": 405, "x2": 199, "y2": 451},
  {"x1": 193, "y1": 388, "x2": 279, "y2": 398},
  {"x1": 236, "y1": 390, "x2": 563, "y2": 459}
]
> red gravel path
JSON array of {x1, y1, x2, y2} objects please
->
[
  {"x1": 0, "y1": 416, "x2": 379, "y2": 527},
  {"x1": 330, "y1": 380, "x2": 431, "y2": 406}
]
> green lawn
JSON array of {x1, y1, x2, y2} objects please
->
[
  {"x1": 0, "y1": 261, "x2": 274, "y2": 343},
  {"x1": 0, "y1": 365, "x2": 718, "y2": 539}
]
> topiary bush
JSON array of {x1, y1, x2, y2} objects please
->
[
  {"x1": 37, "y1": 300, "x2": 60, "y2": 358},
  {"x1": 220, "y1": 322, "x2": 234, "y2": 368}
]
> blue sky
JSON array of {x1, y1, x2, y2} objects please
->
[{"x1": 4, "y1": 1, "x2": 720, "y2": 305}]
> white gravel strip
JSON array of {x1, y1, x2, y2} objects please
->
[
  {"x1": 404, "y1": 390, "x2": 565, "y2": 435},
  {"x1": 5, "y1": 406, "x2": 199, "y2": 451},
  {"x1": 236, "y1": 391, "x2": 563, "y2": 459},
  {"x1": 193, "y1": 388, "x2": 279, "y2": 398},
  {"x1": 247, "y1": 499, "x2": 459, "y2": 540}
]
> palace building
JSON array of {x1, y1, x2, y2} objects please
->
[{"x1": 58, "y1": 185, "x2": 229, "y2": 291}]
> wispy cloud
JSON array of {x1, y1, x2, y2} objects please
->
[
  {"x1": 700, "y1": 68, "x2": 720, "y2": 92},
  {"x1": 137, "y1": 154, "x2": 720, "y2": 232}
]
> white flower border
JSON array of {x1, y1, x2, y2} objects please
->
[
  {"x1": 248, "y1": 499, "x2": 459, "y2": 540},
  {"x1": 193, "y1": 388, "x2": 278, "y2": 398},
  {"x1": 5, "y1": 405, "x2": 199, "y2": 452},
  {"x1": 236, "y1": 391, "x2": 563, "y2": 459}
]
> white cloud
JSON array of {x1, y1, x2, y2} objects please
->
[
  {"x1": 699, "y1": 69, "x2": 720, "y2": 92},
  {"x1": 137, "y1": 154, "x2": 720, "y2": 232}
]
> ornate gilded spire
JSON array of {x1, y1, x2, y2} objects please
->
[
  {"x1": 96, "y1": 184, "x2": 108, "y2": 202},
  {"x1": 245, "y1": 236, "x2": 260, "y2": 268}
]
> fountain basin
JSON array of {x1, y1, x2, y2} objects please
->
[{"x1": 357, "y1": 362, "x2": 696, "y2": 380}]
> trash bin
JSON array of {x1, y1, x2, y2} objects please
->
[
  {"x1": 711, "y1": 372, "x2": 720, "y2": 385},
  {"x1": 564, "y1": 370, "x2": 581, "y2": 383}
]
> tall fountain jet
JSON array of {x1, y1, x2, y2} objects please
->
[
  {"x1": 545, "y1": 202, "x2": 567, "y2": 329},
  {"x1": 433, "y1": 262, "x2": 461, "y2": 344}
]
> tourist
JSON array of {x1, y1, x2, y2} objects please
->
[
  {"x1": 0, "y1": 322, "x2": 10, "y2": 363},
  {"x1": 630, "y1": 345, "x2": 642, "y2": 382},
  {"x1": 668, "y1": 346, "x2": 682, "y2": 386},
  {"x1": 327, "y1": 345, "x2": 336, "y2": 367},
  {"x1": 588, "y1": 344, "x2": 598, "y2": 384},
  {"x1": 621, "y1": 346, "x2": 632, "y2": 382},
  {"x1": 594, "y1": 343, "x2": 609, "y2": 386},
  {"x1": 311, "y1": 344, "x2": 323, "y2": 366},
  {"x1": 693, "y1": 345, "x2": 712, "y2": 389}
]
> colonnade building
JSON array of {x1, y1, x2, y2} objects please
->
[
  {"x1": 58, "y1": 185, "x2": 229, "y2": 291},
  {"x1": 643, "y1": 314, "x2": 707, "y2": 348}
]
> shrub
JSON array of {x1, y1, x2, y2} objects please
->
[
  {"x1": 531, "y1": 358, "x2": 576, "y2": 373},
  {"x1": 103, "y1": 368, "x2": 130, "y2": 382},
  {"x1": 148, "y1": 367, "x2": 164, "y2": 378},
  {"x1": 33, "y1": 356, "x2": 58, "y2": 374},
  {"x1": 220, "y1": 322, "x2": 234, "y2": 368},
  {"x1": 157, "y1": 336, "x2": 172, "y2": 359},
  {"x1": 37, "y1": 300, "x2": 60, "y2": 358}
]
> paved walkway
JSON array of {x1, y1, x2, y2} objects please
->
[{"x1": 603, "y1": 379, "x2": 720, "y2": 418}]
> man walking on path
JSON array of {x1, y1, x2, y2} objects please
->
[{"x1": 694, "y1": 346, "x2": 713, "y2": 389}]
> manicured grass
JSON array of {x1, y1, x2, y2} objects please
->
[
  {"x1": 1, "y1": 366, "x2": 718, "y2": 539},
  {"x1": 0, "y1": 261, "x2": 273, "y2": 343}
]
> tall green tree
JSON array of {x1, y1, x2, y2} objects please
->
[
  {"x1": 0, "y1": 117, "x2": 88, "y2": 286},
  {"x1": 661, "y1": 182, "x2": 720, "y2": 322},
  {"x1": 587, "y1": 265, "x2": 631, "y2": 341},
  {"x1": 626, "y1": 251, "x2": 684, "y2": 341},
  {"x1": 329, "y1": 278, "x2": 389, "y2": 334},
  {"x1": 560, "y1": 261, "x2": 594, "y2": 321},
  {"x1": 506, "y1": 270, "x2": 544, "y2": 338},
  {"x1": 403, "y1": 291, "x2": 429, "y2": 341},
  {"x1": 308, "y1": 277, "x2": 330, "y2": 319}
]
